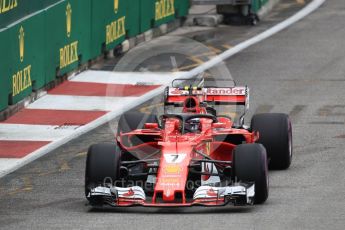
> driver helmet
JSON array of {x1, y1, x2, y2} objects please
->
[{"x1": 184, "y1": 118, "x2": 201, "y2": 133}]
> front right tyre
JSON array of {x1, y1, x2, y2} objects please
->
[{"x1": 233, "y1": 143, "x2": 269, "y2": 204}]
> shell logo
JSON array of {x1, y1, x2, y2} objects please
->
[
  {"x1": 114, "y1": 0, "x2": 119, "y2": 14},
  {"x1": 165, "y1": 165, "x2": 181, "y2": 174},
  {"x1": 66, "y1": 3, "x2": 72, "y2": 38},
  {"x1": 19, "y1": 26, "x2": 24, "y2": 62}
]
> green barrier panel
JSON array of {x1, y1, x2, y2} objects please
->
[
  {"x1": 0, "y1": 29, "x2": 10, "y2": 111},
  {"x1": 153, "y1": 0, "x2": 176, "y2": 27},
  {"x1": 174, "y1": 0, "x2": 189, "y2": 18},
  {"x1": 7, "y1": 13, "x2": 46, "y2": 104},
  {"x1": 140, "y1": 0, "x2": 177, "y2": 33},
  {"x1": 251, "y1": 1, "x2": 260, "y2": 13},
  {"x1": 252, "y1": 0, "x2": 268, "y2": 13},
  {"x1": 45, "y1": 0, "x2": 91, "y2": 82},
  {"x1": 90, "y1": 0, "x2": 127, "y2": 58},
  {"x1": 0, "y1": 0, "x2": 61, "y2": 29},
  {"x1": 126, "y1": 0, "x2": 140, "y2": 37},
  {"x1": 139, "y1": 0, "x2": 154, "y2": 33}
]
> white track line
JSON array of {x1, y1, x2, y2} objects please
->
[
  {"x1": 70, "y1": 71, "x2": 186, "y2": 85},
  {"x1": 0, "y1": 159, "x2": 21, "y2": 176},
  {"x1": 0, "y1": 124, "x2": 78, "y2": 141},
  {"x1": 27, "y1": 95, "x2": 137, "y2": 111},
  {"x1": 0, "y1": 0, "x2": 325, "y2": 178}
]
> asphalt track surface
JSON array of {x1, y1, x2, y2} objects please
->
[{"x1": 1, "y1": 0, "x2": 345, "y2": 229}]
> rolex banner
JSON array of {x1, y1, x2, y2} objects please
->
[
  {"x1": 0, "y1": 0, "x2": 191, "y2": 111},
  {"x1": 91, "y1": 0, "x2": 127, "y2": 58},
  {"x1": 45, "y1": 0, "x2": 92, "y2": 81},
  {"x1": 0, "y1": 31, "x2": 10, "y2": 110},
  {"x1": 7, "y1": 13, "x2": 45, "y2": 104}
]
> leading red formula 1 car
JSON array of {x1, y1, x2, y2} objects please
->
[{"x1": 85, "y1": 78, "x2": 292, "y2": 207}]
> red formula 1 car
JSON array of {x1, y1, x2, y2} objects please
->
[{"x1": 85, "y1": 78, "x2": 292, "y2": 207}]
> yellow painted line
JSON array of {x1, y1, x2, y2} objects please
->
[
  {"x1": 59, "y1": 161, "x2": 71, "y2": 172},
  {"x1": 189, "y1": 56, "x2": 205, "y2": 64},
  {"x1": 193, "y1": 51, "x2": 217, "y2": 58},
  {"x1": 8, "y1": 176, "x2": 33, "y2": 195},
  {"x1": 296, "y1": 0, "x2": 305, "y2": 4},
  {"x1": 207, "y1": 45, "x2": 222, "y2": 54},
  {"x1": 193, "y1": 45, "x2": 232, "y2": 59},
  {"x1": 177, "y1": 64, "x2": 200, "y2": 71},
  {"x1": 177, "y1": 56, "x2": 205, "y2": 71},
  {"x1": 222, "y1": 44, "x2": 233, "y2": 49},
  {"x1": 76, "y1": 151, "x2": 87, "y2": 157}
]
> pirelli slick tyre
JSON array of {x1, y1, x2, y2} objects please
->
[
  {"x1": 117, "y1": 111, "x2": 159, "y2": 135},
  {"x1": 251, "y1": 113, "x2": 292, "y2": 170},
  {"x1": 85, "y1": 143, "x2": 121, "y2": 203},
  {"x1": 233, "y1": 143, "x2": 269, "y2": 204}
]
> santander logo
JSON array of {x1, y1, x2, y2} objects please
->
[
  {"x1": 206, "y1": 87, "x2": 246, "y2": 95},
  {"x1": 170, "y1": 88, "x2": 182, "y2": 95}
]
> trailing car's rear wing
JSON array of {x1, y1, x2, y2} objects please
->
[{"x1": 165, "y1": 86, "x2": 249, "y2": 106}]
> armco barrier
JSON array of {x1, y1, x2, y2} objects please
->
[
  {"x1": 45, "y1": 0, "x2": 92, "y2": 81},
  {"x1": 7, "y1": 13, "x2": 46, "y2": 104},
  {"x1": 0, "y1": 29, "x2": 10, "y2": 111},
  {"x1": 91, "y1": 0, "x2": 127, "y2": 58},
  {"x1": 0, "y1": 0, "x2": 190, "y2": 112}
]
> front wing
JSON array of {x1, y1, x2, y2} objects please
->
[{"x1": 87, "y1": 183, "x2": 255, "y2": 207}]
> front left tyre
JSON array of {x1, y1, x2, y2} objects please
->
[{"x1": 233, "y1": 143, "x2": 269, "y2": 204}]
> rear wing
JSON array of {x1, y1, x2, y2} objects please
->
[{"x1": 165, "y1": 86, "x2": 250, "y2": 106}]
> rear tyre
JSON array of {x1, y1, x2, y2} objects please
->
[
  {"x1": 233, "y1": 143, "x2": 269, "y2": 204},
  {"x1": 117, "y1": 111, "x2": 158, "y2": 135},
  {"x1": 85, "y1": 143, "x2": 121, "y2": 203},
  {"x1": 251, "y1": 113, "x2": 292, "y2": 170}
]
